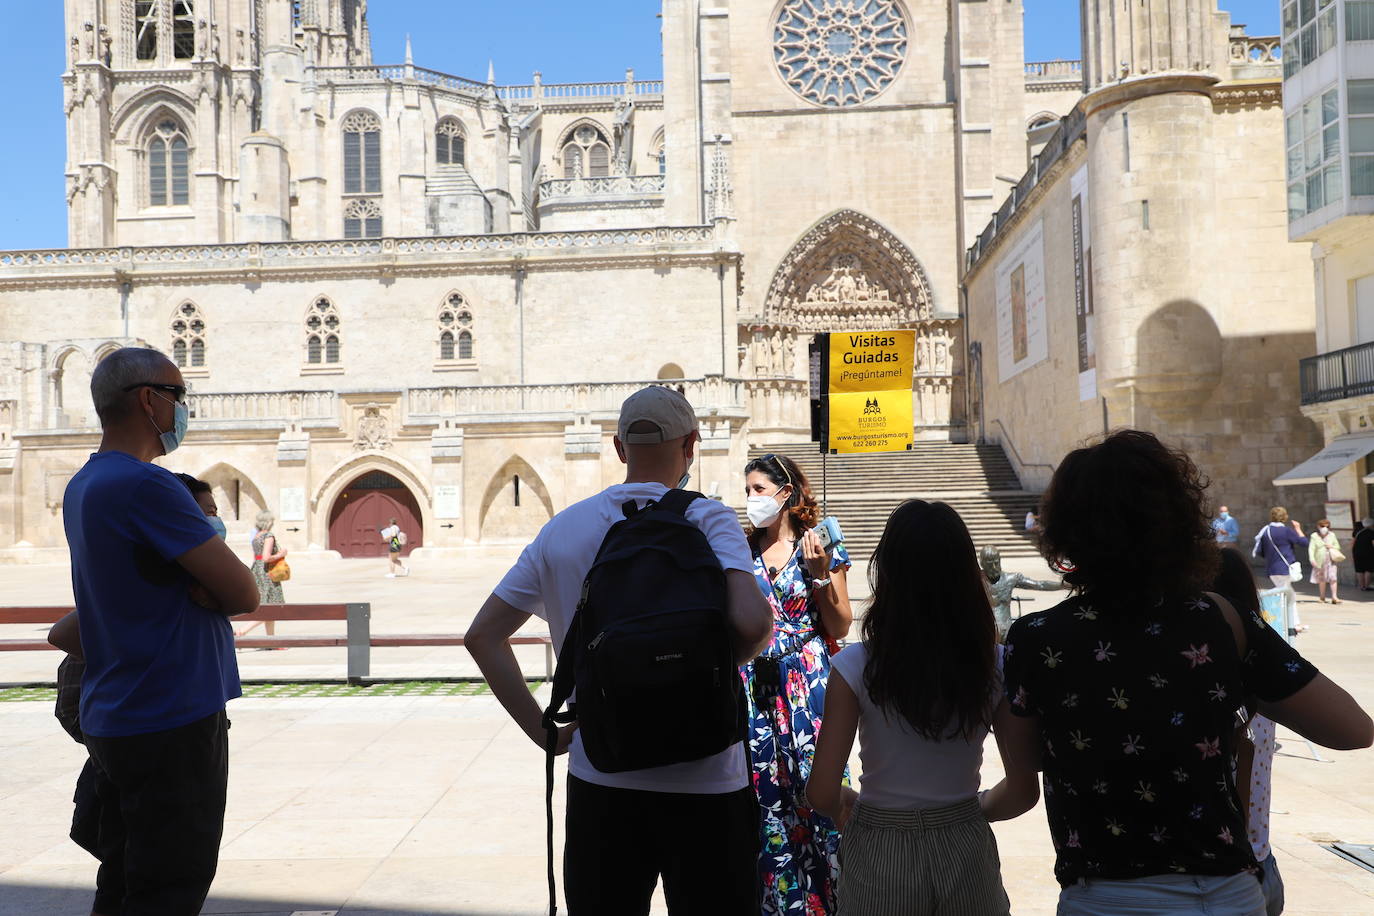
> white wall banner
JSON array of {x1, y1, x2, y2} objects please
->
[
  {"x1": 1070, "y1": 165, "x2": 1098, "y2": 401},
  {"x1": 995, "y1": 220, "x2": 1049, "y2": 383},
  {"x1": 434, "y1": 484, "x2": 462, "y2": 519},
  {"x1": 279, "y1": 486, "x2": 306, "y2": 522}
]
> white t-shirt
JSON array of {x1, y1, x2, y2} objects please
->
[
  {"x1": 494, "y1": 482, "x2": 754, "y2": 794},
  {"x1": 830, "y1": 642, "x2": 994, "y2": 810}
]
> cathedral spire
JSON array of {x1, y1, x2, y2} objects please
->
[
  {"x1": 487, "y1": 59, "x2": 496, "y2": 85},
  {"x1": 404, "y1": 34, "x2": 413, "y2": 66}
]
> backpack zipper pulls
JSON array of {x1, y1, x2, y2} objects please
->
[
  {"x1": 576, "y1": 580, "x2": 590, "y2": 612},
  {"x1": 588, "y1": 631, "x2": 607, "y2": 651}
]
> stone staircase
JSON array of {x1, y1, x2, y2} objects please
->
[{"x1": 743, "y1": 443, "x2": 1042, "y2": 560}]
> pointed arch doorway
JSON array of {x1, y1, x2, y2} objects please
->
[{"x1": 328, "y1": 470, "x2": 424, "y2": 558}]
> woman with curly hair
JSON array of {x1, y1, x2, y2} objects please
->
[
  {"x1": 741, "y1": 452, "x2": 853, "y2": 914},
  {"x1": 997, "y1": 430, "x2": 1372, "y2": 914}
]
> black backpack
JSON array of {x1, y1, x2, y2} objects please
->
[{"x1": 540, "y1": 489, "x2": 744, "y2": 914}]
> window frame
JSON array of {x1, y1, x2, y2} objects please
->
[
  {"x1": 435, "y1": 118, "x2": 466, "y2": 167},
  {"x1": 1287, "y1": 85, "x2": 1343, "y2": 222},
  {"x1": 302, "y1": 296, "x2": 344, "y2": 373},
  {"x1": 1352, "y1": 79, "x2": 1374, "y2": 197},
  {"x1": 342, "y1": 197, "x2": 383, "y2": 239},
  {"x1": 342, "y1": 111, "x2": 382, "y2": 195},
  {"x1": 434, "y1": 292, "x2": 477, "y2": 371},
  {"x1": 146, "y1": 118, "x2": 191, "y2": 208},
  {"x1": 558, "y1": 123, "x2": 612, "y2": 180},
  {"x1": 169, "y1": 300, "x2": 208, "y2": 376}
]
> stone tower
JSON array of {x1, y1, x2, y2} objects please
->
[
  {"x1": 1079, "y1": 0, "x2": 1235, "y2": 424},
  {"x1": 60, "y1": 1, "x2": 374, "y2": 247}
]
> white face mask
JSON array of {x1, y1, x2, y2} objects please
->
[
  {"x1": 746, "y1": 489, "x2": 785, "y2": 528},
  {"x1": 1319, "y1": 526, "x2": 1330, "y2": 535}
]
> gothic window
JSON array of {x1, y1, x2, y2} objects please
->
[
  {"x1": 560, "y1": 124, "x2": 610, "y2": 179},
  {"x1": 342, "y1": 111, "x2": 382, "y2": 194},
  {"x1": 148, "y1": 119, "x2": 190, "y2": 207},
  {"x1": 172, "y1": 1, "x2": 195, "y2": 59},
  {"x1": 135, "y1": 1, "x2": 158, "y2": 60},
  {"x1": 773, "y1": 0, "x2": 908, "y2": 107},
  {"x1": 437, "y1": 293, "x2": 475, "y2": 361},
  {"x1": 343, "y1": 198, "x2": 382, "y2": 238},
  {"x1": 305, "y1": 297, "x2": 342, "y2": 365},
  {"x1": 436, "y1": 118, "x2": 466, "y2": 166},
  {"x1": 170, "y1": 302, "x2": 206, "y2": 368}
]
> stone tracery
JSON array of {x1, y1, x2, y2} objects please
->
[{"x1": 773, "y1": 0, "x2": 908, "y2": 107}]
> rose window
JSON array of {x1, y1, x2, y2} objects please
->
[{"x1": 773, "y1": 0, "x2": 908, "y2": 107}]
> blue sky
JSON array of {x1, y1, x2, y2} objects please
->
[{"x1": 0, "y1": 0, "x2": 1281, "y2": 250}]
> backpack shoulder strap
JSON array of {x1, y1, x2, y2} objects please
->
[{"x1": 656, "y1": 488, "x2": 703, "y2": 517}]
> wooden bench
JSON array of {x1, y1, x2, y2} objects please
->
[{"x1": 0, "y1": 604, "x2": 554, "y2": 685}]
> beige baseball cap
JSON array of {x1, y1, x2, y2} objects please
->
[{"x1": 617, "y1": 386, "x2": 697, "y2": 444}]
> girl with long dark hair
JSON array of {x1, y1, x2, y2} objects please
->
[
  {"x1": 807, "y1": 500, "x2": 1039, "y2": 915},
  {"x1": 998, "y1": 430, "x2": 1371, "y2": 915},
  {"x1": 741, "y1": 452, "x2": 853, "y2": 914}
]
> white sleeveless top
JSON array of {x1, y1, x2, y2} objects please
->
[{"x1": 829, "y1": 642, "x2": 995, "y2": 810}]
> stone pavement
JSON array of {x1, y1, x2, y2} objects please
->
[{"x1": 2, "y1": 555, "x2": 1374, "y2": 914}]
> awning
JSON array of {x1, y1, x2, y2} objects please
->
[{"x1": 1273, "y1": 433, "x2": 1374, "y2": 486}]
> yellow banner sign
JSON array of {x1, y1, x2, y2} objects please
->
[
  {"x1": 828, "y1": 331, "x2": 915, "y2": 394},
  {"x1": 824, "y1": 330, "x2": 915, "y2": 454},
  {"x1": 828, "y1": 389, "x2": 915, "y2": 454}
]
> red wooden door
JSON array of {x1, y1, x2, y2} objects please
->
[{"x1": 328, "y1": 474, "x2": 423, "y2": 558}]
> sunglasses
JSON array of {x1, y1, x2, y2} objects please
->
[
  {"x1": 754, "y1": 453, "x2": 793, "y2": 489},
  {"x1": 123, "y1": 382, "x2": 188, "y2": 404}
]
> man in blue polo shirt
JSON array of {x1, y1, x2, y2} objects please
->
[{"x1": 64, "y1": 347, "x2": 259, "y2": 915}]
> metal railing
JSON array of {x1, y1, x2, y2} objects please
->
[{"x1": 1299, "y1": 340, "x2": 1374, "y2": 405}]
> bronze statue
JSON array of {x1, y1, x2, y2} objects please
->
[{"x1": 980, "y1": 545, "x2": 1063, "y2": 636}]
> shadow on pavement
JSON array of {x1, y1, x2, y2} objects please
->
[{"x1": 0, "y1": 883, "x2": 530, "y2": 916}]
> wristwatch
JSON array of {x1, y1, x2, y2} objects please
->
[{"x1": 811, "y1": 577, "x2": 832, "y2": 590}]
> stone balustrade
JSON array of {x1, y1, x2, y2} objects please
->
[
  {"x1": 188, "y1": 390, "x2": 337, "y2": 424},
  {"x1": 745, "y1": 379, "x2": 810, "y2": 434},
  {"x1": 1024, "y1": 59, "x2": 1083, "y2": 82},
  {"x1": 307, "y1": 64, "x2": 663, "y2": 104},
  {"x1": 538, "y1": 175, "x2": 666, "y2": 201},
  {"x1": 0, "y1": 226, "x2": 720, "y2": 277},
  {"x1": 407, "y1": 377, "x2": 746, "y2": 423},
  {"x1": 1229, "y1": 35, "x2": 1282, "y2": 64}
]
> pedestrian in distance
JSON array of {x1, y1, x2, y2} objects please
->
[
  {"x1": 1307, "y1": 519, "x2": 1343, "y2": 605},
  {"x1": 808, "y1": 499, "x2": 1034, "y2": 916},
  {"x1": 998, "y1": 430, "x2": 1371, "y2": 915},
  {"x1": 1353, "y1": 517, "x2": 1374, "y2": 591},
  {"x1": 381, "y1": 516, "x2": 409, "y2": 577},
  {"x1": 465, "y1": 385, "x2": 773, "y2": 916},
  {"x1": 740, "y1": 451, "x2": 853, "y2": 914},
  {"x1": 1213, "y1": 505, "x2": 1241, "y2": 550},
  {"x1": 1212, "y1": 547, "x2": 1288, "y2": 916},
  {"x1": 250, "y1": 509, "x2": 287, "y2": 637},
  {"x1": 1253, "y1": 507, "x2": 1309, "y2": 634},
  {"x1": 59, "y1": 347, "x2": 259, "y2": 916}
]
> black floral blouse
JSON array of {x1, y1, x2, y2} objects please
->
[{"x1": 1003, "y1": 591, "x2": 1318, "y2": 886}]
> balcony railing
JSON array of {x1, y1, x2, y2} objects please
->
[
  {"x1": 307, "y1": 65, "x2": 663, "y2": 103},
  {"x1": 1300, "y1": 341, "x2": 1374, "y2": 405},
  {"x1": 538, "y1": 175, "x2": 666, "y2": 201},
  {"x1": 407, "y1": 377, "x2": 744, "y2": 421},
  {"x1": 1024, "y1": 60, "x2": 1082, "y2": 83}
]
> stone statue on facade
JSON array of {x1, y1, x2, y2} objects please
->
[
  {"x1": 916, "y1": 335, "x2": 933, "y2": 374},
  {"x1": 782, "y1": 333, "x2": 796, "y2": 375},
  {"x1": 769, "y1": 331, "x2": 783, "y2": 375},
  {"x1": 933, "y1": 328, "x2": 952, "y2": 375},
  {"x1": 980, "y1": 545, "x2": 1063, "y2": 636}
]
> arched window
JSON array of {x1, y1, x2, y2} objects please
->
[
  {"x1": 437, "y1": 293, "x2": 475, "y2": 362},
  {"x1": 343, "y1": 198, "x2": 382, "y2": 238},
  {"x1": 342, "y1": 111, "x2": 382, "y2": 194},
  {"x1": 170, "y1": 302, "x2": 206, "y2": 368},
  {"x1": 305, "y1": 297, "x2": 342, "y2": 364},
  {"x1": 148, "y1": 119, "x2": 190, "y2": 207},
  {"x1": 135, "y1": 1, "x2": 158, "y2": 60},
  {"x1": 172, "y1": 1, "x2": 195, "y2": 59},
  {"x1": 560, "y1": 124, "x2": 611, "y2": 179},
  {"x1": 436, "y1": 118, "x2": 466, "y2": 166}
]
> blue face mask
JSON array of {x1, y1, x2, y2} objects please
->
[
  {"x1": 1219, "y1": 512, "x2": 1230, "y2": 520},
  {"x1": 150, "y1": 395, "x2": 190, "y2": 455},
  {"x1": 207, "y1": 516, "x2": 227, "y2": 540}
]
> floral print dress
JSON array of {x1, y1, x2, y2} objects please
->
[
  {"x1": 742, "y1": 539, "x2": 851, "y2": 915},
  {"x1": 251, "y1": 531, "x2": 284, "y2": 605}
]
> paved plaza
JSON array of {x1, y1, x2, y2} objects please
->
[{"x1": 3, "y1": 553, "x2": 1374, "y2": 915}]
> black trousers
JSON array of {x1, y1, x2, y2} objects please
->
[
  {"x1": 83, "y1": 710, "x2": 230, "y2": 916},
  {"x1": 564, "y1": 774, "x2": 760, "y2": 916}
]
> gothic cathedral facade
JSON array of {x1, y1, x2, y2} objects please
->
[{"x1": 0, "y1": 0, "x2": 1073, "y2": 557}]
